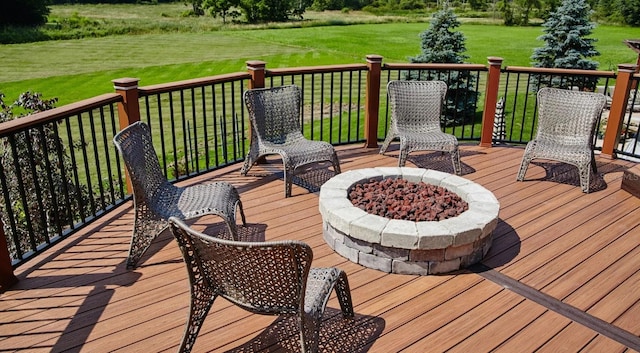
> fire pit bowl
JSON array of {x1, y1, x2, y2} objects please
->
[{"x1": 319, "y1": 167, "x2": 500, "y2": 275}]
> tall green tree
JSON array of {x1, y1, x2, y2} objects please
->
[
  {"x1": 237, "y1": 0, "x2": 311, "y2": 23},
  {"x1": 204, "y1": 0, "x2": 241, "y2": 22},
  {"x1": 407, "y1": 8, "x2": 478, "y2": 126},
  {"x1": 0, "y1": 0, "x2": 50, "y2": 27},
  {"x1": 619, "y1": 0, "x2": 640, "y2": 26},
  {"x1": 531, "y1": 0, "x2": 599, "y2": 88}
]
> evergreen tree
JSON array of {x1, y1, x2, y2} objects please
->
[
  {"x1": 531, "y1": 0, "x2": 599, "y2": 88},
  {"x1": 407, "y1": 8, "x2": 478, "y2": 126}
]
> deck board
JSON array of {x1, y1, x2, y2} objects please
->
[{"x1": 2, "y1": 144, "x2": 640, "y2": 353}]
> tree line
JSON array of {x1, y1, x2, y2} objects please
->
[{"x1": 2, "y1": 0, "x2": 639, "y2": 27}]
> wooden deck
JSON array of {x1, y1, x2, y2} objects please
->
[{"x1": 2, "y1": 143, "x2": 640, "y2": 353}]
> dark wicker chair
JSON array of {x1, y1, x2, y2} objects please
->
[
  {"x1": 113, "y1": 122, "x2": 246, "y2": 269},
  {"x1": 516, "y1": 87, "x2": 607, "y2": 193},
  {"x1": 241, "y1": 85, "x2": 341, "y2": 197},
  {"x1": 168, "y1": 217, "x2": 354, "y2": 353},
  {"x1": 380, "y1": 80, "x2": 461, "y2": 175}
]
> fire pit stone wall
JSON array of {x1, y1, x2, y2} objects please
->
[{"x1": 319, "y1": 167, "x2": 500, "y2": 275}]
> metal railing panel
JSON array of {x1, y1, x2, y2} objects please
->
[{"x1": 0, "y1": 95, "x2": 126, "y2": 266}]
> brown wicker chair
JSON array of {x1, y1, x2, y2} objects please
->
[
  {"x1": 241, "y1": 85, "x2": 341, "y2": 197},
  {"x1": 168, "y1": 217, "x2": 354, "y2": 353},
  {"x1": 380, "y1": 80, "x2": 461, "y2": 175},
  {"x1": 516, "y1": 87, "x2": 607, "y2": 193},
  {"x1": 113, "y1": 122, "x2": 246, "y2": 269}
]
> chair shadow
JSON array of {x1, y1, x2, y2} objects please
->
[
  {"x1": 224, "y1": 308, "x2": 386, "y2": 353},
  {"x1": 405, "y1": 148, "x2": 485, "y2": 176},
  {"x1": 291, "y1": 162, "x2": 337, "y2": 194},
  {"x1": 523, "y1": 158, "x2": 628, "y2": 193},
  {"x1": 236, "y1": 158, "x2": 337, "y2": 196}
]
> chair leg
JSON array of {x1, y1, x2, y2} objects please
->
[
  {"x1": 127, "y1": 216, "x2": 165, "y2": 269},
  {"x1": 284, "y1": 165, "x2": 294, "y2": 198},
  {"x1": 379, "y1": 133, "x2": 396, "y2": 154},
  {"x1": 451, "y1": 148, "x2": 462, "y2": 176},
  {"x1": 335, "y1": 270, "x2": 355, "y2": 318},
  {"x1": 240, "y1": 134, "x2": 259, "y2": 176},
  {"x1": 591, "y1": 151, "x2": 598, "y2": 174},
  {"x1": 516, "y1": 156, "x2": 531, "y2": 182},
  {"x1": 240, "y1": 154, "x2": 254, "y2": 176},
  {"x1": 299, "y1": 315, "x2": 321, "y2": 353},
  {"x1": 236, "y1": 199, "x2": 247, "y2": 227},
  {"x1": 398, "y1": 149, "x2": 409, "y2": 167},
  {"x1": 331, "y1": 151, "x2": 341, "y2": 174},
  {"x1": 178, "y1": 286, "x2": 217, "y2": 353},
  {"x1": 578, "y1": 164, "x2": 591, "y2": 193}
]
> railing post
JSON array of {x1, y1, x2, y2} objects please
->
[
  {"x1": 480, "y1": 57, "x2": 504, "y2": 147},
  {"x1": 601, "y1": 64, "x2": 638, "y2": 158},
  {"x1": 113, "y1": 78, "x2": 140, "y2": 195},
  {"x1": 0, "y1": 219, "x2": 18, "y2": 293},
  {"x1": 246, "y1": 60, "x2": 267, "y2": 89},
  {"x1": 113, "y1": 78, "x2": 141, "y2": 129},
  {"x1": 364, "y1": 55, "x2": 383, "y2": 148},
  {"x1": 246, "y1": 61, "x2": 267, "y2": 164}
]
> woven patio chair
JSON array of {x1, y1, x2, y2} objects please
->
[
  {"x1": 113, "y1": 121, "x2": 246, "y2": 269},
  {"x1": 516, "y1": 87, "x2": 607, "y2": 193},
  {"x1": 168, "y1": 217, "x2": 354, "y2": 353},
  {"x1": 380, "y1": 80, "x2": 461, "y2": 175},
  {"x1": 241, "y1": 85, "x2": 341, "y2": 197}
]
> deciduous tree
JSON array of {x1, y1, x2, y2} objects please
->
[{"x1": 0, "y1": 0, "x2": 50, "y2": 27}]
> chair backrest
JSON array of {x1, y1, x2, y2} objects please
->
[
  {"x1": 243, "y1": 85, "x2": 304, "y2": 144},
  {"x1": 387, "y1": 80, "x2": 448, "y2": 132},
  {"x1": 113, "y1": 121, "x2": 170, "y2": 202},
  {"x1": 169, "y1": 217, "x2": 312, "y2": 315},
  {"x1": 536, "y1": 87, "x2": 607, "y2": 145}
]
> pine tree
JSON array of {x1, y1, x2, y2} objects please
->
[
  {"x1": 407, "y1": 8, "x2": 478, "y2": 126},
  {"x1": 531, "y1": 0, "x2": 599, "y2": 88},
  {"x1": 410, "y1": 8, "x2": 469, "y2": 64}
]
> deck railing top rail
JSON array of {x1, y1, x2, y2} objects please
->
[
  {"x1": 0, "y1": 93, "x2": 122, "y2": 137},
  {"x1": 505, "y1": 65, "x2": 617, "y2": 77},
  {"x1": 137, "y1": 72, "x2": 252, "y2": 96}
]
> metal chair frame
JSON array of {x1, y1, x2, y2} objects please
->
[
  {"x1": 516, "y1": 87, "x2": 607, "y2": 193},
  {"x1": 241, "y1": 85, "x2": 341, "y2": 197},
  {"x1": 168, "y1": 217, "x2": 354, "y2": 353},
  {"x1": 380, "y1": 80, "x2": 461, "y2": 175},
  {"x1": 113, "y1": 121, "x2": 246, "y2": 268}
]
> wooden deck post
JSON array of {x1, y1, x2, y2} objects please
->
[
  {"x1": 480, "y1": 57, "x2": 504, "y2": 147},
  {"x1": 601, "y1": 64, "x2": 638, "y2": 158},
  {"x1": 246, "y1": 60, "x2": 267, "y2": 89},
  {"x1": 0, "y1": 219, "x2": 18, "y2": 293},
  {"x1": 113, "y1": 78, "x2": 141, "y2": 129},
  {"x1": 364, "y1": 55, "x2": 383, "y2": 148},
  {"x1": 246, "y1": 61, "x2": 267, "y2": 164},
  {"x1": 113, "y1": 78, "x2": 141, "y2": 195}
]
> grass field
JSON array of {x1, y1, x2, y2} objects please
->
[{"x1": 1, "y1": 3, "x2": 640, "y2": 106}]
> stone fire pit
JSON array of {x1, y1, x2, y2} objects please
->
[{"x1": 319, "y1": 167, "x2": 500, "y2": 275}]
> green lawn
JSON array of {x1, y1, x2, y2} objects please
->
[{"x1": 2, "y1": 4, "x2": 640, "y2": 105}]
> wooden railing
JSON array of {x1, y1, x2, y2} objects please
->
[{"x1": 1, "y1": 56, "x2": 638, "y2": 292}]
